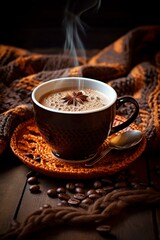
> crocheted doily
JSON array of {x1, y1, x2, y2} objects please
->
[{"x1": 10, "y1": 116, "x2": 146, "y2": 179}]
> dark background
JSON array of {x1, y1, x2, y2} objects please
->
[{"x1": 1, "y1": 0, "x2": 160, "y2": 50}]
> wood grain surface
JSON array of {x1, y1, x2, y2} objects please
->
[{"x1": 0, "y1": 148, "x2": 160, "y2": 240}]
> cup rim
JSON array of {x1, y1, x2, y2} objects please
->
[{"x1": 32, "y1": 77, "x2": 117, "y2": 114}]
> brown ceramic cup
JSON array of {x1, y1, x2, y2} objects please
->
[{"x1": 32, "y1": 77, "x2": 139, "y2": 162}]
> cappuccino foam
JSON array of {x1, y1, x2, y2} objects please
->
[{"x1": 39, "y1": 88, "x2": 109, "y2": 112}]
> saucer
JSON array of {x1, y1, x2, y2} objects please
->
[{"x1": 10, "y1": 116, "x2": 147, "y2": 179}]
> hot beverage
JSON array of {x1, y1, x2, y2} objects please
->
[
  {"x1": 32, "y1": 77, "x2": 139, "y2": 161},
  {"x1": 39, "y1": 88, "x2": 109, "y2": 112}
]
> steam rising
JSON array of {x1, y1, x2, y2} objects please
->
[
  {"x1": 63, "y1": 0, "x2": 101, "y2": 66},
  {"x1": 43, "y1": 0, "x2": 101, "y2": 77}
]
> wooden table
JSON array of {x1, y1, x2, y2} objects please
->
[{"x1": 0, "y1": 147, "x2": 160, "y2": 240}]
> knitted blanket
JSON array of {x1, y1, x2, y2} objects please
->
[{"x1": 0, "y1": 25, "x2": 160, "y2": 155}]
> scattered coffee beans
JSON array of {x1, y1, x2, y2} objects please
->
[
  {"x1": 75, "y1": 182, "x2": 84, "y2": 188},
  {"x1": 57, "y1": 187, "x2": 66, "y2": 194},
  {"x1": 39, "y1": 204, "x2": 51, "y2": 210},
  {"x1": 73, "y1": 193, "x2": 86, "y2": 200},
  {"x1": 68, "y1": 198, "x2": 80, "y2": 206},
  {"x1": 86, "y1": 189, "x2": 96, "y2": 196},
  {"x1": 75, "y1": 187, "x2": 85, "y2": 194},
  {"x1": 47, "y1": 188, "x2": 57, "y2": 198},
  {"x1": 95, "y1": 188, "x2": 106, "y2": 196},
  {"x1": 96, "y1": 224, "x2": 111, "y2": 233},
  {"x1": 27, "y1": 176, "x2": 39, "y2": 185},
  {"x1": 57, "y1": 200, "x2": 68, "y2": 206},
  {"x1": 88, "y1": 193, "x2": 101, "y2": 200},
  {"x1": 81, "y1": 197, "x2": 93, "y2": 205},
  {"x1": 93, "y1": 180, "x2": 102, "y2": 189},
  {"x1": 96, "y1": 225, "x2": 116, "y2": 239},
  {"x1": 26, "y1": 167, "x2": 155, "y2": 212},
  {"x1": 66, "y1": 182, "x2": 75, "y2": 192},
  {"x1": 58, "y1": 193, "x2": 70, "y2": 201},
  {"x1": 29, "y1": 185, "x2": 41, "y2": 193},
  {"x1": 26, "y1": 171, "x2": 35, "y2": 179}
]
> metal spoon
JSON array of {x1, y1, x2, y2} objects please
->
[{"x1": 85, "y1": 130, "x2": 143, "y2": 167}]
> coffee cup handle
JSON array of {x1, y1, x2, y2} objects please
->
[{"x1": 109, "y1": 96, "x2": 139, "y2": 135}]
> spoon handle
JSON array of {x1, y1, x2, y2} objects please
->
[{"x1": 85, "y1": 147, "x2": 112, "y2": 167}]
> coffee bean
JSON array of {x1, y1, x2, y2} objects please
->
[
  {"x1": 93, "y1": 180, "x2": 102, "y2": 189},
  {"x1": 26, "y1": 171, "x2": 35, "y2": 179},
  {"x1": 75, "y1": 187, "x2": 85, "y2": 194},
  {"x1": 103, "y1": 186, "x2": 114, "y2": 193},
  {"x1": 96, "y1": 225, "x2": 114, "y2": 238},
  {"x1": 58, "y1": 193, "x2": 70, "y2": 201},
  {"x1": 27, "y1": 176, "x2": 39, "y2": 185},
  {"x1": 96, "y1": 225, "x2": 111, "y2": 233},
  {"x1": 86, "y1": 189, "x2": 97, "y2": 196},
  {"x1": 43, "y1": 204, "x2": 52, "y2": 208},
  {"x1": 57, "y1": 187, "x2": 66, "y2": 193},
  {"x1": 39, "y1": 204, "x2": 52, "y2": 210},
  {"x1": 73, "y1": 193, "x2": 86, "y2": 200},
  {"x1": 66, "y1": 183, "x2": 75, "y2": 192},
  {"x1": 75, "y1": 182, "x2": 84, "y2": 188},
  {"x1": 88, "y1": 193, "x2": 100, "y2": 200},
  {"x1": 96, "y1": 188, "x2": 106, "y2": 196},
  {"x1": 57, "y1": 200, "x2": 68, "y2": 207},
  {"x1": 47, "y1": 188, "x2": 57, "y2": 198},
  {"x1": 81, "y1": 197, "x2": 93, "y2": 205},
  {"x1": 68, "y1": 198, "x2": 80, "y2": 206},
  {"x1": 29, "y1": 185, "x2": 40, "y2": 193}
]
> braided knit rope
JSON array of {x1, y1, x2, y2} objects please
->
[{"x1": 1, "y1": 188, "x2": 160, "y2": 240}]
